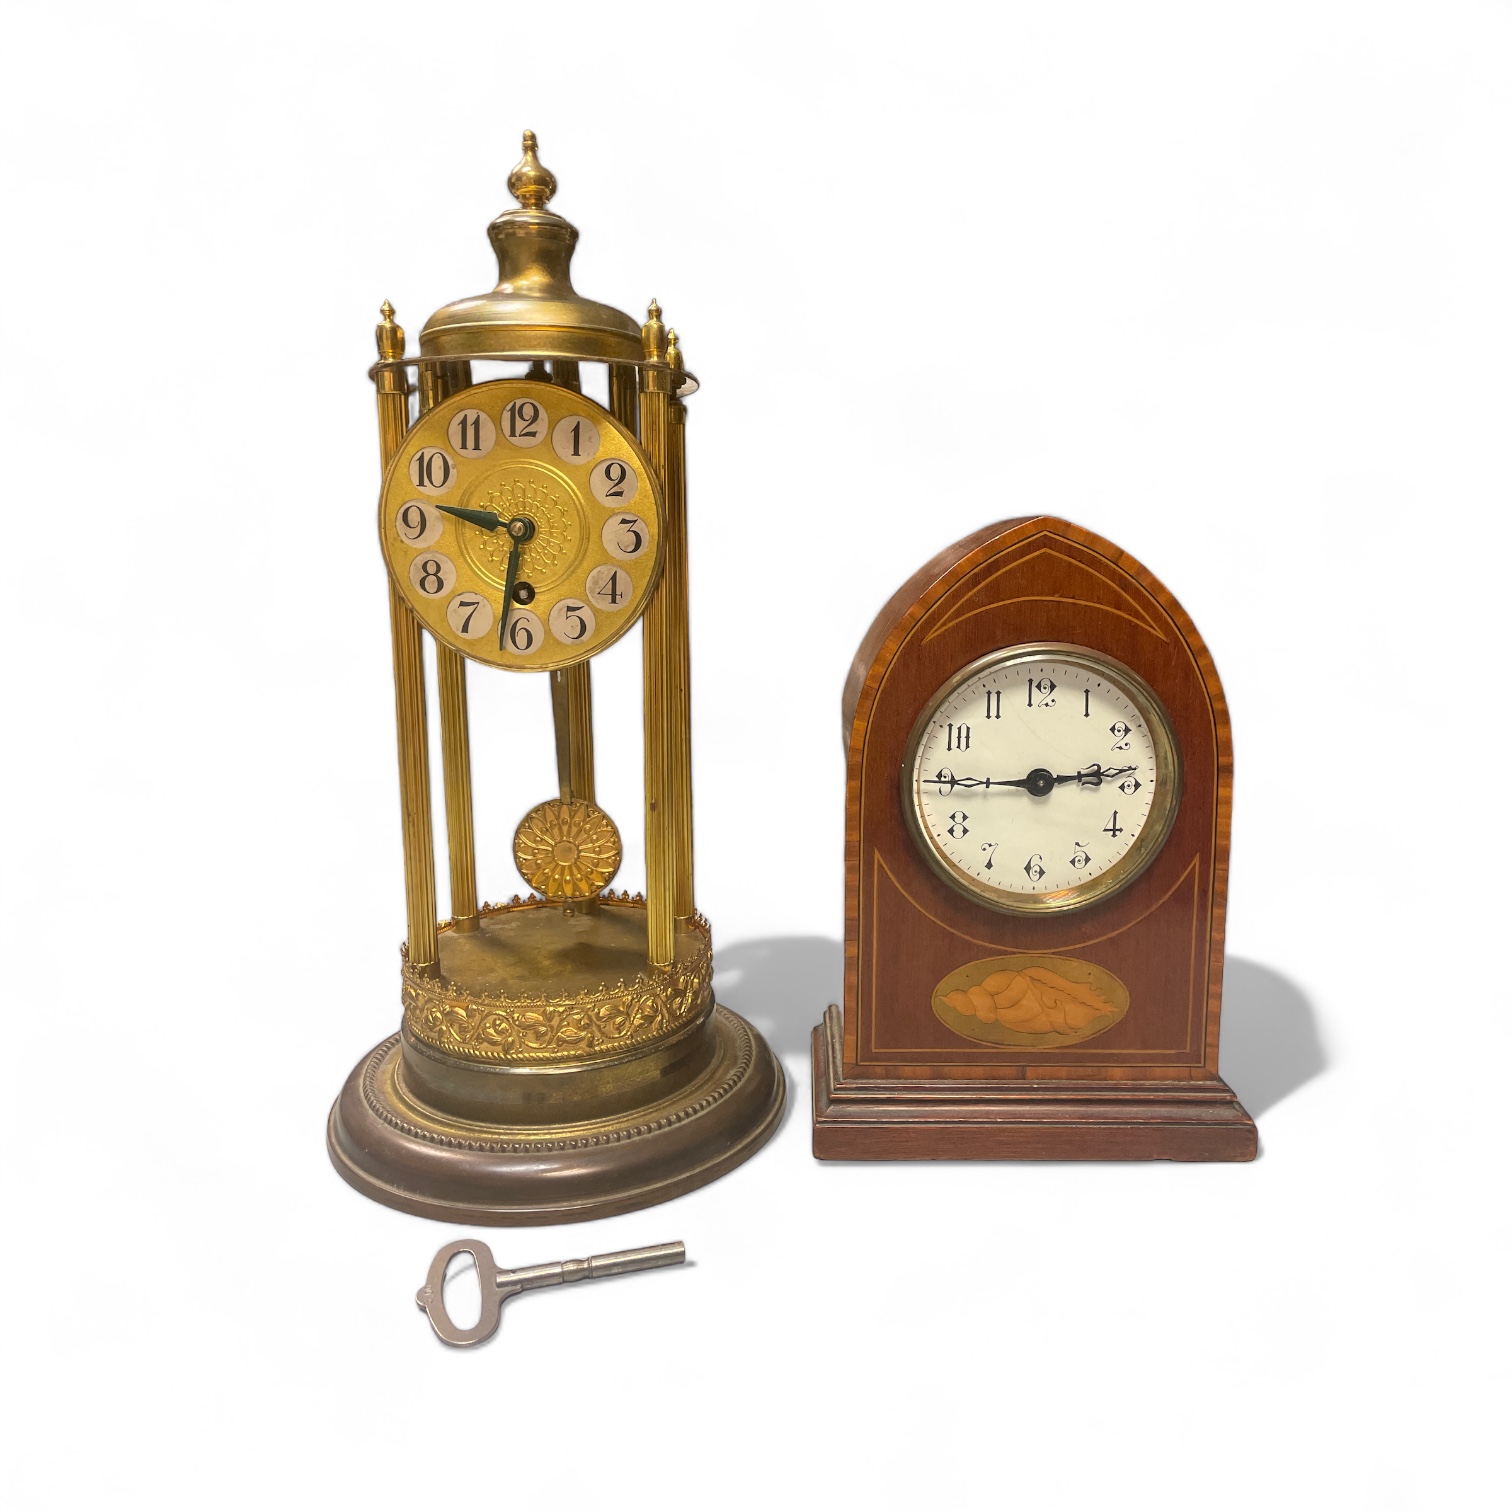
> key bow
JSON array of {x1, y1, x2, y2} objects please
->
[{"x1": 416, "y1": 1237, "x2": 507, "y2": 1347}]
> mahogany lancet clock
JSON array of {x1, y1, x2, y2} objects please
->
[
  {"x1": 812, "y1": 517, "x2": 1257, "y2": 1161},
  {"x1": 327, "y1": 133, "x2": 784, "y2": 1223}
]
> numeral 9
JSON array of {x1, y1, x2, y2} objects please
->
[{"x1": 395, "y1": 501, "x2": 441, "y2": 548}]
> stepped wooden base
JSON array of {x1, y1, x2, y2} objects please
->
[
  {"x1": 330, "y1": 1002, "x2": 785, "y2": 1224},
  {"x1": 812, "y1": 1006, "x2": 1256, "y2": 1162}
]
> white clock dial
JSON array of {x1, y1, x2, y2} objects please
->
[{"x1": 906, "y1": 646, "x2": 1179, "y2": 913}]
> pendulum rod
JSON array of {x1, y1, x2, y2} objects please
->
[
  {"x1": 638, "y1": 306, "x2": 676, "y2": 968},
  {"x1": 549, "y1": 668, "x2": 595, "y2": 804},
  {"x1": 375, "y1": 305, "x2": 439, "y2": 972},
  {"x1": 420, "y1": 360, "x2": 480, "y2": 933},
  {"x1": 665, "y1": 332, "x2": 694, "y2": 921},
  {"x1": 548, "y1": 358, "x2": 595, "y2": 806}
]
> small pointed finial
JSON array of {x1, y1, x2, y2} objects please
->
[
  {"x1": 376, "y1": 300, "x2": 404, "y2": 360},
  {"x1": 667, "y1": 329, "x2": 685, "y2": 374},
  {"x1": 642, "y1": 299, "x2": 667, "y2": 362},
  {"x1": 508, "y1": 129, "x2": 557, "y2": 211}
]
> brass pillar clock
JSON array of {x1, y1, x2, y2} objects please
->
[
  {"x1": 812, "y1": 517, "x2": 1257, "y2": 1160},
  {"x1": 328, "y1": 133, "x2": 785, "y2": 1223}
]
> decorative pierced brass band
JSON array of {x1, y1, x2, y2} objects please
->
[
  {"x1": 513, "y1": 798, "x2": 622, "y2": 898},
  {"x1": 376, "y1": 303, "x2": 439, "y2": 973},
  {"x1": 402, "y1": 899, "x2": 713, "y2": 1064}
]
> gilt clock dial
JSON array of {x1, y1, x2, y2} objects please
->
[
  {"x1": 904, "y1": 644, "x2": 1181, "y2": 914},
  {"x1": 380, "y1": 378, "x2": 663, "y2": 671}
]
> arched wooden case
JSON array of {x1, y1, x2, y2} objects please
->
[{"x1": 812, "y1": 516, "x2": 1257, "y2": 1160}]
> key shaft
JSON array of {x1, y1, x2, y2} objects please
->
[{"x1": 502, "y1": 1241, "x2": 686, "y2": 1293}]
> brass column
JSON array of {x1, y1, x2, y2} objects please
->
[
  {"x1": 666, "y1": 332, "x2": 694, "y2": 920},
  {"x1": 609, "y1": 362, "x2": 640, "y2": 439},
  {"x1": 548, "y1": 358, "x2": 595, "y2": 806},
  {"x1": 375, "y1": 305, "x2": 439, "y2": 972},
  {"x1": 638, "y1": 303, "x2": 676, "y2": 966},
  {"x1": 420, "y1": 360, "x2": 479, "y2": 932}
]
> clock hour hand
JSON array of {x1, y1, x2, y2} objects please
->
[
  {"x1": 923, "y1": 769, "x2": 1033, "y2": 794},
  {"x1": 436, "y1": 504, "x2": 505, "y2": 532}
]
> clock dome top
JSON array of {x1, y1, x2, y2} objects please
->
[{"x1": 420, "y1": 131, "x2": 642, "y2": 364}]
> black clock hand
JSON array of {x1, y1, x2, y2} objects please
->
[
  {"x1": 1051, "y1": 763, "x2": 1140, "y2": 787},
  {"x1": 495, "y1": 515, "x2": 536, "y2": 650},
  {"x1": 924, "y1": 763, "x2": 1139, "y2": 797},
  {"x1": 437, "y1": 504, "x2": 505, "y2": 532},
  {"x1": 922, "y1": 769, "x2": 1035, "y2": 794}
]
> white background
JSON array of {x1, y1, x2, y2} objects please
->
[{"x1": 2, "y1": 4, "x2": 1508, "y2": 1508}]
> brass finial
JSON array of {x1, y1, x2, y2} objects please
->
[
  {"x1": 642, "y1": 299, "x2": 668, "y2": 362},
  {"x1": 376, "y1": 300, "x2": 405, "y2": 360},
  {"x1": 508, "y1": 129, "x2": 557, "y2": 211},
  {"x1": 667, "y1": 329, "x2": 684, "y2": 375}
]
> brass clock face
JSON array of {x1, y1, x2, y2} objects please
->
[
  {"x1": 380, "y1": 379, "x2": 664, "y2": 671},
  {"x1": 903, "y1": 644, "x2": 1181, "y2": 914}
]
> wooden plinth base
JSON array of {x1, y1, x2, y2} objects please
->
[{"x1": 812, "y1": 1007, "x2": 1256, "y2": 1162}]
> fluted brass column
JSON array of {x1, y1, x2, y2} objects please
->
[
  {"x1": 548, "y1": 359, "x2": 596, "y2": 806},
  {"x1": 665, "y1": 331, "x2": 694, "y2": 921},
  {"x1": 609, "y1": 362, "x2": 640, "y2": 439},
  {"x1": 375, "y1": 305, "x2": 439, "y2": 972},
  {"x1": 418, "y1": 360, "x2": 479, "y2": 932},
  {"x1": 639, "y1": 303, "x2": 676, "y2": 967}
]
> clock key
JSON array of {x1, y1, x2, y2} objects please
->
[{"x1": 416, "y1": 1236, "x2": 687, "y2": 1347}]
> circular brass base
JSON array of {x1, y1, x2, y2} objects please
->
[{"x1": 327, "y1": 1004, "x2": 785, "y2": 1225}]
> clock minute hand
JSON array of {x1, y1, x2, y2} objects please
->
[
  {"x1": 1052, "y1": 763, "x2": 1139, "y2": 787},
  {"x1": 923, "y1": 764, "x2": 1140, "y2": 797},
  {"x1": 495, "y1": 515, "x2": 536, "y2": 650}
]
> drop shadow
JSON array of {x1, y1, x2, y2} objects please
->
[
  {"x1": 714, "y1": 935, "x2": 843, "y2": 1061},
  {"x1": 713, "y1": 939, "x2": 1327, "y2": 1123},
  {"x1": 1219, "y1": 957, "x2": 1328, "y2": 1117}
]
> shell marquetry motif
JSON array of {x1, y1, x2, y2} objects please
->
[
  {"x1": 513, "y1": 798, "x2": 622, "y2": 899},
  {"x1": 931, "y1": 954, "x2": 1130, "y2": 1049}
]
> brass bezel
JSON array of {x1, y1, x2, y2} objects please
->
[
  {"x1": 900, "y1": 642, "x2": 1182, "y2": 915},
  {"x1": 379, "y1": 377, "x2": 665, "y2": 673}
]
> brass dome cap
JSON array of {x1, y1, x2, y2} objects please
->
[{"x1": 420, "y1": 131, "x2": 642, "y2": 364}]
